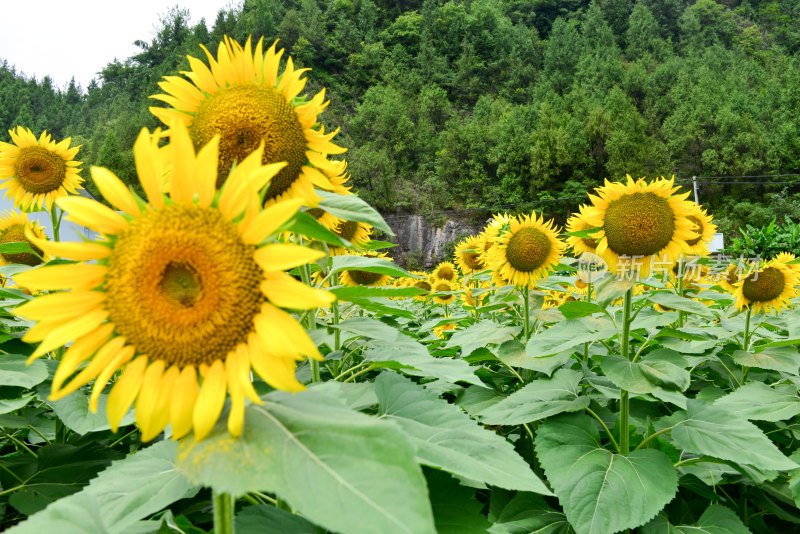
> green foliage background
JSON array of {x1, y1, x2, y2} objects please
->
[{"x1": 2, "y1": 0, "x2": 800, "y2": 234}]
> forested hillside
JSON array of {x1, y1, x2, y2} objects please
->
[{"x1": 2, "y1": 0, "x2": 800, "y2": 234}]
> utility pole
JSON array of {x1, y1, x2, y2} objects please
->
[{"x1": 692, "y1": 175, "x2": 699, "y2": 204}]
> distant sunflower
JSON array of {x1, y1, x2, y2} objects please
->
[
  {"x1": 432, "y1": 261, "x2": 458, "y2": 283},
  {"x1": 583, "y1": 176, "x2": 697, "y2": 278},
  {"x1": 478, "y1": 213, "x2": 511, "y2": 265},
  {"x1": 717, "y1": 263, "x2": 743, "y2": 293},
  {"x1": 331, "y1": 219, "x2": 372, "y2": 255},
  {"x1": 434, "y1": 320, "x2": 457, "y2": 339},
  {"x1": 0, "y1": 127, "x2": 83, "y2": 211},
  {"x1": 150, "y1": 36, "x2": 345, "y2": 205},
  {"x1": 775, "y1": 252, "x2": 800, "y2": 273},
  {"x1": 454, "y1": 236, "x2": 485, "y2": 274},
  {"x1": 732, "y1": 259, "x2": 799, "y2": 314},
  {"x1": 409, "y1": 271, "x2": 432, "y2": 300},
  {"x1": 432, "y1": 279, "x2": 460, "y2": 305},
  {"x1": 0, "y1": 211, "x2": 48, "y2": 266},
  {"x1": 485, "y1": 212, "x2": 564, "y2": 288},
  {"x1": 564, "y1": 205, "x2": 601, "y2": 257},
  {"x1": 14, "y1": 123, "x2": 334, "y2": 442},
  {"x1": 339, "y1": 251, "x2": 392, "y2": 287},
  {"x1": 683, "y1": 204, "x2": 717, "y2": 257}
]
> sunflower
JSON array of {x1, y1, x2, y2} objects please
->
[
  {"x1": 564, "y1": 205, "x2": 601, "y2": 257},
  {"x1": 409, "y1": 271, "x2": 432, "y2": 300},
  {"x1": 683, "y1": 204, "x2": 717, "y2": 257},
  {"x1": 583, "y1": 176, "x2": 697, "y2": 279},
  {"x1": 454, "y1": 236, "x2": 485, "y2": 274},
  {"x1": 13, "y1": 123, "x2": 334, "y2": 442},
  {"x1": 775, "y1": 252, "x2": 800, "y2": 273},
  {"x1": 150, "y1": 36, "x2": 345, "y2": 205},
  {"x1": 731, "y1": 259, "x2": 799, "y2": 314},
  {"x1": 461, "y1": 281, "x2": 490, "y2": 308},
  {"x1": 717, "y1": 263, "x2": 744, "y2": 293},
  {"x1": 432, "y1": 261, "x2": 459, "y2": 283},
  {"x1": 0, "y1": 211, "x2": 49, "y2": 267},
  {"x1": 485, "y1": 212, "x2": 564, "y2": 288},
  {"x1": 0, "y1": 127, "x2": 83, "y2": 211},
  {"x1": 432, "y1": 279, "x2": 461, "y2": 305},
  {"x1": 478, "y1": 213, "x2": 510, "y2": 265},
  {"x1": 434, "y1": 320, "x2": 457, "y2": 339},
  {"x1": 331, "y1": 219, "x2": 372, "y2": 254},
  {"x1": 339, "y1": 251, "x2": 393, "y2": 287}
]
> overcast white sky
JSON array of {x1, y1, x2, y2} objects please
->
[{"x1": 0, "y1": 0, "x2": 234, "y2": 91}]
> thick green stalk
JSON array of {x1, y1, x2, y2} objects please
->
[
  {"x1": 297, "y1": 246, "x2": 320, "y2": 383},
  {"x1": 522, "y1": 286, "x2": 531, "y2": 342},
  {"x1": 50, "y1": 206, "x2": 60, "y2": 242},
  {"x1": 677, "y1": 260, "x2": 685, "y2": 328},
  {"x1": 213, "y1": 491, "x2": 235, "y2": 534},
  {"x1": 620, "y1": 287, "x2": 634, "y2": 455},
  {"x1": 743, "y1": 307, "x2": 752, "y2": 352},
  {"x1": 332, "y1": 272, "x2": 341, "y2": 351}
]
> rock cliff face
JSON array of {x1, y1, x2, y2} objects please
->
[{"x1": 382, "y1": 214, "x2": 484, "y2": 269}]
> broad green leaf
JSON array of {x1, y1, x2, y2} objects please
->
[
  {"x1": 645, "y1": 292, "x2": 715, "y2": 317},
  {"x1": 376, "y1": 373, "x2": 551, "y2": 495},
  {"x1": 425, "y1": 469, "x2": 493, "y2": 534},
  {"x1": 345, "y1": 297, "x2": 416, "y2": 319},
  {"x1": 656, "y1": 400, "x2": 797, "y2": 471},
  {"x1": 445, "y1": 320, "x2": 518, "y2": 357},
  {"x1": 714, "y1": 382, "x2": 800, "y2": 422},
  {"x1": 0, "y1": 393, "x2": 35, "y2": 414},
  {"x1": 489, "y1": 492, "x2": 571, "y2": 534},
  {"x1": 330, "y1": 254, "x2": 411, "y2": 278},
  {"x1": 535, "y1": 414, "x2": 678, "y2": 534},
  {"x1": 0, "y1": 241, "x2": 41, "y2": 255},
  {"x1": 331, "y1": 286, "x2": 426, "y2": 300},
  {"x1": 731, "y1": 347, "x2": 800, "y2": 374},
  {"x1": 594, "y1": 275, "x2": 635, "y2": 309},
  {"x1": 177, "y1": 390, "x2": 436, "y2": 534},
  {"x1": 495, "y1": 340, "x2": 571, "y2": 376},
  {"x1": 0, "y1": 355, "x2": 47, "y2": 388},
  {"x1": 476, "y1": 369, "x2": 589, "y2": 425},
  {"x1": 7, "y1": 441, "x2": 197, "y2": 534},
  {"x1": 456, "y1": 386, "x2": 504, "y2": 416},
  {"x1": 641, "y1": 504, "x2": 750, "y2": 534},
  {"x1": 39, "y1": 385, "x2": 136, "y2": 434},
  {"x1": 525, "y1": 316, "x2": 617, "y2": 358},
  {"x1": 317, "y1": 189, "x2": 394, "y2": 235},
  {"x1": 334, "y1": 317, "x2": 400, "y2": 342},
  {"x1": 236, "y1": 505, "x2": 324, "y2": 534},
  {"x1": 631, "y1": 310, "x2": 680, "y2": 330},
  {"x1": 309, "y1": 381, "x2": 378, "y2": 410},
  {"x1": 600, "y1": 355, "x2": 690, "y2": 394},
  {"x1": 283, "y1": 211, "x2": 349, "y2": 247},
  {"x1": 364, "y1": 339, "x2": 485, "y2": 387},
  {"x1": 557, "y1": 301, "x2": 602, "y2": 319}
]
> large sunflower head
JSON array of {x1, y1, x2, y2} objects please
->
[
  {"x1": 13, "y1": 123, "x2": 334, "y2": 443},
  {"x1": 582, "y1": 175, "x2": 698, "y2": 279},
  {"x1": 484, "y1": 212, "x2": 564, "y2": 288},
  {"x1": 0, "y1": 127, "x2": 84, "y2": 211},
  {"x1": 775, "y1": 252, "x2": 800, "y2": 273},
  {"x1": 565, "y1": 204, "x2": 601, "y2": 257},
  {"x1": 0, "y1": 211, "x2": 49, "y2": 267},
  {"x1": 150, "y1": 36, "x2": 345, "y2": 206},
  {"x1": 683, "y1": 204, "x2": 717, "y2": 257},
  {"x1": 454, "y1": 235, "x2": 486, "y2": 274},
  {"x1": 732, "y1": 259, "x2": 799, "y2": 314}
]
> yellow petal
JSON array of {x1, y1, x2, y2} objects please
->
[
  {"x1": 225, "y1": 349, "x2": 246, "y2": 437},
  {"x1": 195, "y1": 136, "x2": 219, "y2": 207},
  {"x1": 52, "y1": 323, "x2": 115, "y2": 391},
  {"x1": 136, "y1": 361, "x2": 177, "y2": 441},
  {"x1": 50, "y1": 336, "x2": 127, "y2": 401},
  {"x1": 23, "y1": 226, "x2": 110, "y2": 261},
  {"x1": 261, "y1": 272, "x2": 336, "y2": 309},
  {"x1": 107, "y1": 356, "x2": 148, "y2": 432},
  {"x1": 258, "y1": 303, "x2": 322, "y2": 360},
  {"x1": 57, "y1": 197, "x2": 128, "y2": 235},
  {"x1": 14, "y1": 264, "x2": 107, "y2": 291},
  {"x1": 168, "y1": 122, "x2": 197, "y2": 204},
  {"x1": 171, "y1": 366, "x2": 199, "y2": 440},
  {"x1": 15, "y1": 291, "x2": 106, "y2": 322},
  {"x1": 239, "y1": 199, "x2": 303, "y2": 244},
  {"x1": 133, "y1": 128, "x2": 164, "y2": 209},
  {"x1": 91, "y1": 167, "x2": 140, "y2": 216},
  {"x1": 249, "y1": 345, "x2": 304, "y2": 392},
  {"x1": 192, "y1": 359, "x2": 227, "y2": 441},
  {"x1": 89, "y1": 345, "x2": 135, "y2": 412},
  {"x1": 253, "y1": 244, "x2": 325, "y2": 272},
  {"x1": 28, "y1": 309, "x2": 109, "y2": 361}
]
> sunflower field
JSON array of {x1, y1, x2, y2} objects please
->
[{"x1": 2, "y1": 36, "x2": 800, "y2": 534}]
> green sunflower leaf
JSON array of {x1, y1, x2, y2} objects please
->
[
  {"x1": 177, "y1": 389, "x2": 437, "y2": 534},
  {"x1": 489, "y1": 492, "x2": 571, "y2": 534},
  {"x1": 600, "y1": 354, "x2": 690, "y2": 394},
  {"x1": 425, "y1": 469, "x2": 494, "y2": 534},
  {"x1": 282, "y1": 211, "x2": 349, "y2": 247},
  {"x1": 375, "y1": 373, "x2": 552, "y2": 495},
  {"x1": 714, "y1": 382, "x2": 800, "y2": 422},
  {"x1": 6, "y1": 441, "x2": 197, "y2": 534},
  {"x1": 557, "y1": 300, "x2": 603, "y2": 319},
  {"x1": 645, "y1": 292, "x2": 715, "y2": 317},
  {"x1": 331, "y1": 285, "x2": 427, "y2": 300},
  {"x1": 444, "y1": 319, "x2": 518, "y2": 357},
  {"x1": 656, "y1": 400, "x2": 798, "y2": 470},
  {"x1": 330, "y1": 254, "x2": 412, "y2": 278},
  {"x1": 0, "y1": 355, "x2": 48, "y2": 388},
  {"x1": 317, "y1": 189, "x2": 394, "y2": 235},
  {"x1": 731, "y1": 347, "x2": 800, "y2": 374},
  {"x1": 236, "y1": 505, "x2": 324, "y2": 534},
  {"x1": 641, "y1": 505, "x2": 750, "y2": 534},
  {"x1": 475, "y1": 369, "x2": 589, "y2": 425},
  {"x1": 525, "y1": 316, "x2": 617, "y2": 358},
  {"x1": 535, "y1": 414, "x2": 678, "y2": 534}
]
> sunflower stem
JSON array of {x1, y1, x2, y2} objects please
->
[
  {"x1": 297, "y1": 247, "x2": 321, "y2": 383},
  {"x1": 742, "y1": 307, "x2": 752, "y2": 352},
  {"x1": 677, "y1": 260, "x2": 685, "y2": 328},
  {"x1": 522, "y1": 286, "x2": 531, "y2": 342},
  {"x1": 213, "y1": 491, "x2": 235, "y2": 534},
  {"x1": 332, "y1": 273, "x2": 341, "y2": 351},
  {"x1": 50, "y1": 206, "x2": 60, "y2": 242},
  {"x1": 620, "y1": 287, "x2": 634, "y2": 455}
]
